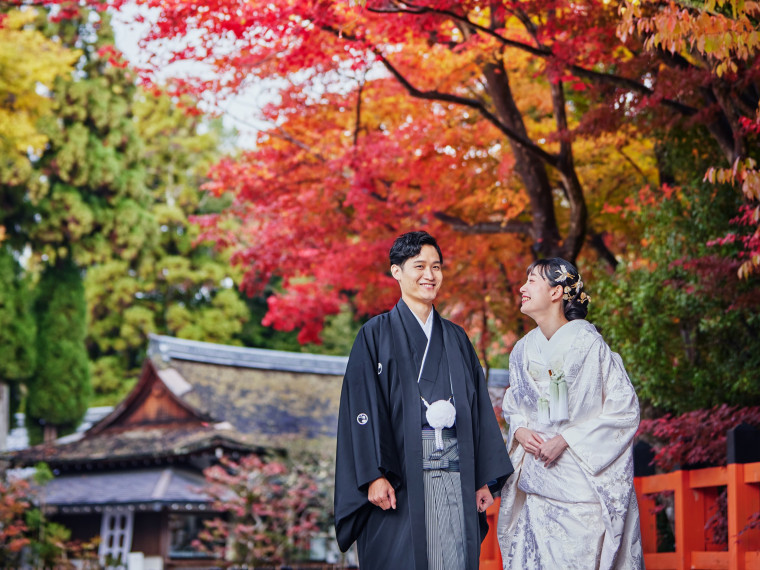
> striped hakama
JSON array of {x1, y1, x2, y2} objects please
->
[{"x1": 422, "y1": 427, "x2": 466, "y2": 570}]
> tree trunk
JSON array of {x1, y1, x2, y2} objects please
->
[
  {"x1": 43, "y1": 423, "x2": 57, "y2": 444},
  {"x1": 482, "y1": 61, "x2": 565, "y2": 259}
]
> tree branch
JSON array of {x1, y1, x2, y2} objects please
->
[
  {"x1": 271, "y1": 124, "x2": 327, "y2": 162},
  {"x1": 566, "y1": 65, "x2": 697, "y2": 116},
  {"x1": 433, "y1": 212, "x2": 533, "y2": 235},
  {"x1": 550, "y1": 76, "x2": 588, "y2": 261},
  {"x1": 588, "y1": 229, "x2": 619, "y2": 270},
  {"x1": 367, "y1": 0, "x2": 699, "y2": 117},
  {"x1": 374, "y1": 51, "x2": 560, "y2": 167},
  {"x1": 617, "y1": 146, "x2": 655, "y2": 186},
  {"x1": 319, "y1": 23, "x2": 556, "y2": 164},
  {"x1": 354, "y1": 79, "x2": 364, "y2": 149},
  {"x1": 367, "y1": 1, "x2": 550, "y2": 57}
]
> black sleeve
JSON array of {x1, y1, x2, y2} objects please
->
[{"x1": 334, "y1": 325, "x2": 400, "y2": 551}]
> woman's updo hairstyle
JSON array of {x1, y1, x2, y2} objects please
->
[{"x1": 527, "y1": 257, "x2": 590, "y2": 321}]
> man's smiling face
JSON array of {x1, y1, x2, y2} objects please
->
[{"x1": 391, "y1": 244, "x2": 443, "y2": 307}]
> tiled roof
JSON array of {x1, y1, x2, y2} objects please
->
[
  {"x1": 149, "y1": 334, "x2": 348, "y2": 375},
  {"x1": 43, "y1": 466, "x2": 210, "y2": 508},
  {"x1": 8, "y1": 424, "x2": 267, "y2": 468},
  {"x1": 8, "y1": 335, "x2": 508, "y2": 470},
  {"x1": 167, "y1": 360, "x2": 342, "y2": 441}
]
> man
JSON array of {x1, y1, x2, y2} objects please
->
[{"x1": 334, "y1": 231, "x2": 513, "y2": 570}]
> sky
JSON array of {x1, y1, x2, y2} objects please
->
[{"x1": 110, "y1": 3, "x2": 272, "y2": 149}]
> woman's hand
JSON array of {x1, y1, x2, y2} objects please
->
[
  {"x1": 514, "y1": 427, "x2": 544, "y2": 456},
  {"x1": 537, "y1": 434, "x2": 569, "y2": 467}
]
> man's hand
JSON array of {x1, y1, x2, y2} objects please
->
[
  {"x1": 476, "y1": 484, "x2": 493, "y2": 513},
  {"x1": 514, "y1": 427, "x2": 544, "y2": 456},
  {"x1": 537, "y1": 434, "x2": 569, "y2": 467},
  {"x1": 368, "y1": 476, "x2": 397, "y2": 510}
]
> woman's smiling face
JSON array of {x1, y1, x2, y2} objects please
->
[{"x1": 519, "y1": 266, "x2": 558, "y2": 318}]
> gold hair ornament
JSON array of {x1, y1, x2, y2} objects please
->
[{"x1": 555, "y1": 265, "x2": 591, "y2": 306}]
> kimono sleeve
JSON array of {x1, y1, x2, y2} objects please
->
[
  {"x1": 502, "y1": 346, "x2": 529, "y2": 453},
  {"x1": 502, "y1": 387, "x2": 528, "y2": 454},
  {"x1": 334, "y1": 325, "x2": 400, "y2": 551},
  {"x1": 561, "y1": 338, "x2": 640, "y2": 476}
]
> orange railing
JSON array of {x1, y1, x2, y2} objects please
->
[
  {"x1": 479, "y1": 462, "x2": 760, "y2": 569},
  {"x1": 635, "y1": 461, "x2": 760, "y2": 570}
]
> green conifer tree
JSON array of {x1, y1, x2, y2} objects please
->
[
  {"x1": 27, "y1": 256, "x2": 91, "y2": 444},
  {"x1": 593, "y1": 129, "x2": 760, "y2": 413},
  {"x1": 0, "y1": 246, "x2": 36, "y2": 432},
  {"x1": 83, "y1": 89, "x2": 254, "y2": 403},
  {"x1": 28, "y1": 11, "x2": 155, "y2": 268},
  {"x1": 23, "y1": 10, "x2": 156, "y2": 405}
]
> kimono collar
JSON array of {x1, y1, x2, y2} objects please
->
[
  {"x1": 532, "y1": 319, "x2": 588, "y2": 371},
  {"x1": 396, "y1": 299, "x2": 432, "y2": 376},
  {"x1": 412, "y1": 307, "x2": 434, "y2": 340}
]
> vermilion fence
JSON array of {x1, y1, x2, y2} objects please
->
[
  {"x1": 634, "y1": 462, "x2": 760, "y2": 570},
  {"x1": 478, "y1": 462, "x2": 760, "y2": 569}
]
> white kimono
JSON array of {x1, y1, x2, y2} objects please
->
[{"x1": 498, "y1": 320, "x2": 644, "y2": 569}]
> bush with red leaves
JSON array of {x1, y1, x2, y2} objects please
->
[{"x1": 637, "y1": 405, "x2": 760, "y2": 472}]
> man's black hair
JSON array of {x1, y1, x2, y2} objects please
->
[{"x1": 389, "y1": 231, "x2": 443, "y2": 267}]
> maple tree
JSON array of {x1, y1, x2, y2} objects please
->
[
  {"x1": 593, "y1": 1, "x2": 760, "y2": 414},
  {"x1": 637, "y1": 404, "x2": 760, "y2": 472},
  {"x1": 110, "y1": 0, "x2": 654, "y2": 349},
  {"x1": 5, "y1": 0, "x2": 757, "y2": 378},
  {"x1": 0, "y1": 476, "x2": 30, "y2": 565},
  {"x1": 194, "y1": 453, "x2": 327, "y2": 565},
  {"x1": 619, "y1": 0, "x2": 760, "y2": 275},
  {"x1": 106, "y1": 0, "x2": 757, "y2": 351},
  {"x1": 0, "y1": 466, "x2": 96, "y2": 568}
]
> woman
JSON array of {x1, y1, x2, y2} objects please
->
[{"x1": 498, "y1": 258, "x2": 643, "y2": 569}]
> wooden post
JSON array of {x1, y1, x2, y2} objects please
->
[
  {"x1": 743, "y1": 463, "x2": 760, "y2": 569},
  {"x1": 727, "y1": 463, "x2": 760, "y2": 570},
  {"x1": 43, "y1": 422, "x2": 57, "y2": 443},
  {"x1": 673, "y1": 469, "x2": 707, "y2": 570},
  {"x1": 633, "y1": 477, "x2": 658, "y2": 555},
  {"x1": 688, "y1": 466, "x2": 729, "y2": 568}
]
